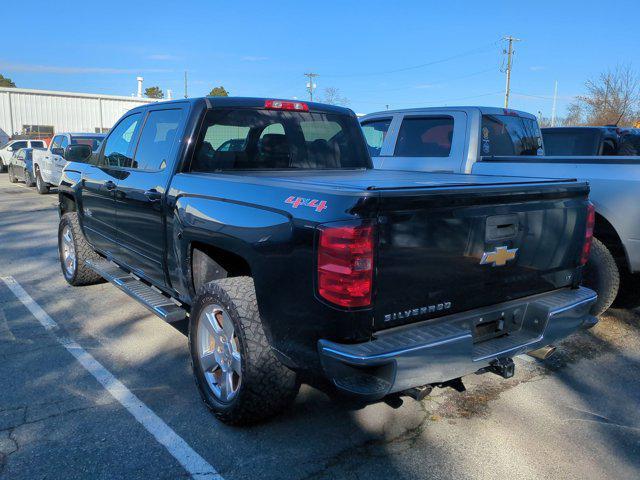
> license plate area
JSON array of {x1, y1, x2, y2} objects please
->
[{"x1": 472, "y1": 305, "x2": 525, "y2": 343}]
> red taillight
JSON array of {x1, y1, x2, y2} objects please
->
[
  {"x1": 317, "y1": 221, "x2": 375, "y2": 308},
  {"x1": 264, "y1": 100, "x2": 309, "y2": 111},
  {"x1": 580, "y1": 203, "x2": 596, "y2": 265}
]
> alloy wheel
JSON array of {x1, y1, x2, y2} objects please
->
[{"x1": 197, "y1": 304, "x2": 242, "y2": 402}]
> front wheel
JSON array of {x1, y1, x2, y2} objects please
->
[
  {"x1": 582, "y1": 237, "x2": 620, "y2": 316},
  {"x1": 58, "y1": 212, "x2": 104, "y2": 286},
  {"x1": 35, "y1": 168, "x2": 50, "y2": 194},
  {"x1": 189, "y1": 277, "x2": 299, "y2": 425}
]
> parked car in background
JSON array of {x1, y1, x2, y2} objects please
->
[
  {"x1": 56, "y1": 97, "x2": 597, "y2": 425},
  {"x1": 7, "y1": 148, "x2": 37, "y2": 186},
  {"x1": 360, "y1": 106, "x2": 640, "y2": 316},
  {"x1": 31, "y1": 133, "x2": 105, "y2": 193},
  {"x1": 0, "y1": 139, "x2": 47, "y2": 172},
  {"x1": 541, "y1": 126, "x2": 639, "y2": 156}
]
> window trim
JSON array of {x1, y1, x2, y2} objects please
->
[
  {"x1": 361, "y1": 117, "x2": 392, "y2": 157},
  {"x1": 126, "y1": 107, "x2": 186, "y2": 172},
  {"x1": 96, "y1": 112, "x2": 144, "y2": 169},
  {"x1": 392, "y1": 115, "x2": 455, "y2": 158}
]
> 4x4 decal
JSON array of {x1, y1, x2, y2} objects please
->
[{"x1": 285, "y1": 196, "x2": 327, "y2": 213}]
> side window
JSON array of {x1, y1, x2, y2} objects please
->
[
  {"x1": 12, "y1": 141, "x2": 28, "y2": 150},
  {"x1": 31, "y1": 141, "x2": 45, "y2": 148},
  {"x1": 361, "y1": 119, "x2": 391, "y2": 156},
  {"x1": 133, "y1": 109, "x2": 184, "y2": 171},
  {"x1": 59, "y1": 136, "x2": 69, "y2": 149},
  {"x1": 101, "y1": 113, "x2": 142, "y2": 168},
  {"x1": 394, "y1": 117, "x2": 454, "y2": 157}
]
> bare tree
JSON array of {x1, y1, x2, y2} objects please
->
[
  {"x1": 566, "y1": 65, "x2": 640, "y2": 126},
  {"x1": 562, "y1": 103, "x2": 584, "y2": 126},
  {"x1": 321, "y1": 87, "x2": 349, "y2": 106}
]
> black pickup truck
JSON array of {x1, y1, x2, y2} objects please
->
[{"x1": 57, "y1": 97, "x2": 597, "y2": 425}]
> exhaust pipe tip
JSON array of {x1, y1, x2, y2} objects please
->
[{"x1": 527, "y1": 345, "x2": 557, "y2": 361}]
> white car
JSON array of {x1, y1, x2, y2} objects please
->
[
  {"x1": 32, "y1": 133, "x2": 105, "y2": 193},
  {"x1": 0, "y1": 139, "x2": 47, "y2": 172}
]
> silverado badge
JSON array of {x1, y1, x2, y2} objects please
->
[{"x1": 480, "y1": 246, "x2": 518, "y2": 267}]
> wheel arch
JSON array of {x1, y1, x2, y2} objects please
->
[
  {"x1": 189, "y1": 241, "x2": 252, "y2": 294},
  {"x1": 59, "y1": 192, "x2": 77, "y2": 215},
  {"x1": 594, "y1": 211, "x2": 629, "y2": 273}
]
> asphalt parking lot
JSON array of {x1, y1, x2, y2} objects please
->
[{"x1": 0, "y1": 176, "x2": 639, "y2": 480}]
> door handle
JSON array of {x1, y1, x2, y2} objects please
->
[
  {"x1": 144, "y1": 189, "x2": 162, "y2": 202},
  {"x1": 105, "y1": 180, "x2": 116, "y2": 191}
]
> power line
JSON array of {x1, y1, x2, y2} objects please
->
[
  {"x1": 349, "y1": 90, "x2": 503, "y2": 107},
  {"x1": 351, "y1": 67, "x2": 497, "y2": 96},
  {"x1": 322, "y1": 38, "x2": 502, "y2": 78}
]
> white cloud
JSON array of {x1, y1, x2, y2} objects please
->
[
  {"x1": 414, "y1": 83, "x2": 437, "y2": 89},
  {"x1": 241, "y1": 56, "x2": 269, "y2": 62},
  {"x1": 0, "y1": 62, "x2": 171, "y2": 74}
]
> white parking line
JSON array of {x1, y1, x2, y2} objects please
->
[{"x1": 1, "y1": 276, "x2": 223, "y2": 480}]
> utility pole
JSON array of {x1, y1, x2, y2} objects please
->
[
  {"x1": 304, "y1": 72, "x2": 319, "y2": 101},
  {"x1": 551, "y1": 80, "x2": 558, "y2": 127},
  {"x1": 184, "y1": 71, "x2": 188, "y2": 99},
  {"x1": 503, "y1": 36, "x2": 520, "y2": 108}
]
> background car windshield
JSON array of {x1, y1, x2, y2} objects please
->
[
  {"x1": 191, "y1": 109, "x2": 370, "y2": 171},
  {"x1": 481, "y1": 114, "x2": 541, "y2": 156}
]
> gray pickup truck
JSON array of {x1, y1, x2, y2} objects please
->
[{"x1": 360, "y1": 106, "x2": 640, "y2": 315}]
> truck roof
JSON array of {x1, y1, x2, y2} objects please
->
[
  {"x1": 125, "y1": 96, "x2": 356, "y2": 116},
  {"x1": 362, "y1": 106, "x2": 537, "y2": 120}
]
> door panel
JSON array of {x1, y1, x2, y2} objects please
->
[
  {"x1": 82, "y1": 112, "x2": 143, "y2": 255},
  {"x1": 81, "y1": 167, "x2": 120, "y2": 254},
  {"x1": 114, "y1": 106, "x2": 187, "y2": 287}
]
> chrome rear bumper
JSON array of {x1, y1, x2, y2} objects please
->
[{"x1": 318, "y1": 287, "x2": 597, "y2": 399}]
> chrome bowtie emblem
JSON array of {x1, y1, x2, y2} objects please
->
[{"x1": 480, "y1": 246, "x2": 518, "y2": 267}]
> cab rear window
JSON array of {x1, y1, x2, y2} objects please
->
[
  {"x1": 191, "y1": 109, "x2": 370, "y2": 171},
  {"x1": 481, "y1": 114, "x2": 542, "y2": 156}
]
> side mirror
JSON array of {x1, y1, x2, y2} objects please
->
[
  {"x1": 65, "y1": 144, "x2": 93, "y2": 163},
  {"x1": 51, "y1": 147, "x2": 65, "y2": 157},
  {"x1": 6, "y1": 146, "x2": 13, "y2": 152}
]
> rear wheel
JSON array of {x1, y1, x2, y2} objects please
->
[
  {"x1": 35, "y1": 167, "x2": 50, "y2": 194},
  {"x1": 613, "y1": 270, "x2": 640, "y2": 310},
  {"x1": 24, "y1": 169, "x2": 35, "y2": 187},
  {"x1": 582, "y1": 237, "x2": 620, "y2": 316},
  {"x1": 58, "y1": 212, "x2": 104, "y2": 286},
  {"x1": 8, "y1": 165, "x2": 18, "y2": 183},
  {"x1": 0, "y1": 158, "x2": 5, "y2": 173},
  {"x1": 189, "y1": 276, "x2": 299, "y2": 425}
]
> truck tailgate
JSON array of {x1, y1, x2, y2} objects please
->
[{"x1": 373, "y1": 181, "x2": 589, "y2": 330}]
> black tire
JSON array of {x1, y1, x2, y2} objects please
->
[
  {"x1": 24, "y1": 169, "x2": 35, "y2": 187},
  {"x1": 58, "y1": 212, "x2": 104, "y2": 286},
  {"x1": 35, "y1": 167, "x2": 50, "y2": 194},
  {"x1": 189, "y1": 276, "x2": 299, "y2": 425},
  {"x1": 0, "y1": 158, "x2": 5, "y2": 173},
  {"x1": 613, "y1": 270, "x2": 640, "y2": 309},
  {"x1": 582, "y1": 237, "x2": 620, "y2": 316},
  {"x1": 8, "y1": 165, "x2": 18, "y2": 183}
]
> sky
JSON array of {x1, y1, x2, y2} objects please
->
[{"x1": 2, "y1": 0, "x2": 639, "y2": 118}]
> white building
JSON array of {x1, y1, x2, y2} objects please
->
[{"x1": 0, "y1": 86, "x2": 158, "y2": 144}]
